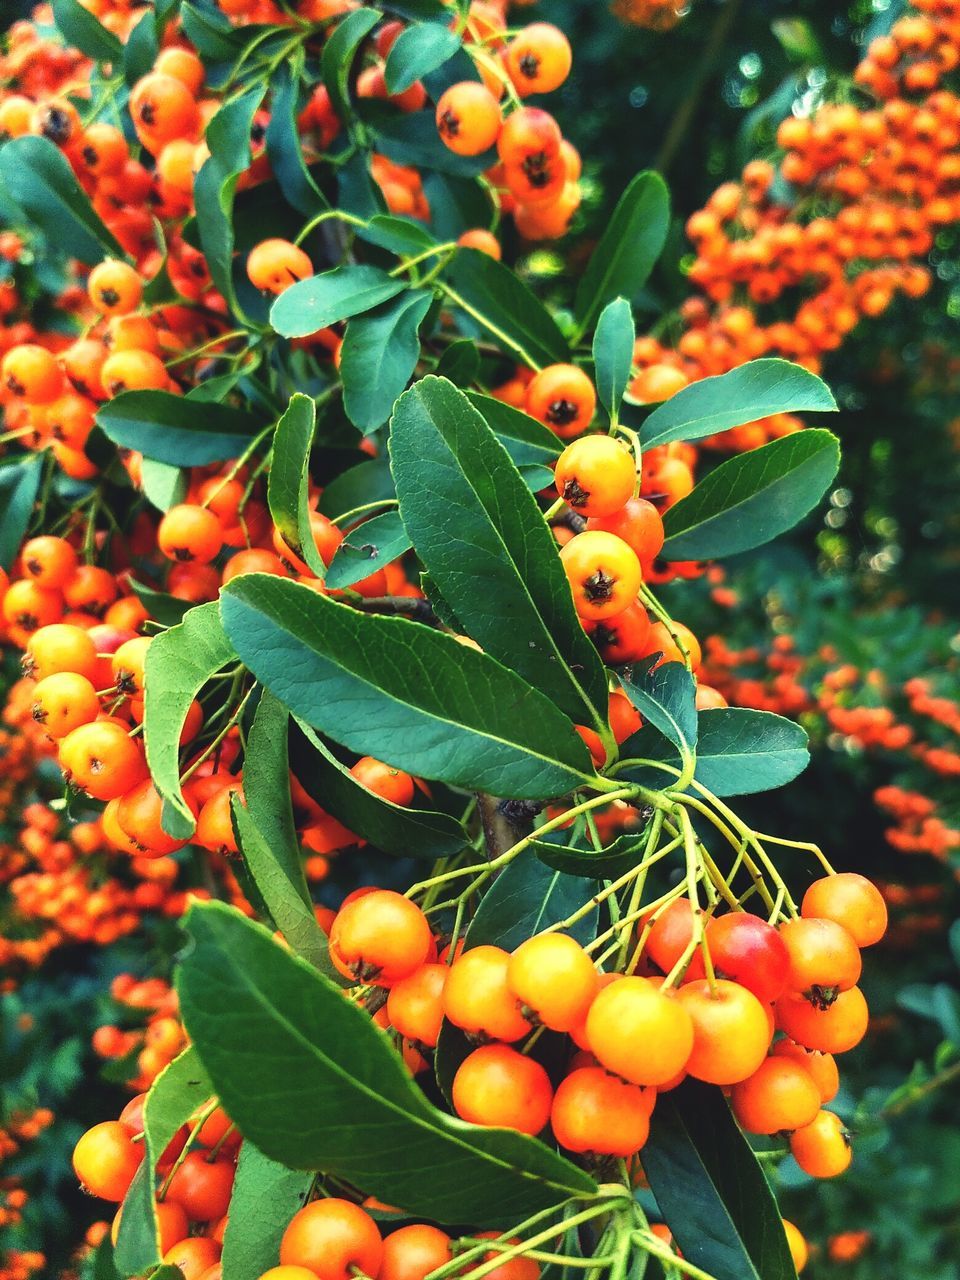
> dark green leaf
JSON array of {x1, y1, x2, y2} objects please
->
[
  {"x1": 661, "y1": 429, "x2": 841, "y2": 560},
  {"x1": 357, "y1": 214, "x2": 437, "y2": 257},
  {"x1": 423, "y1": 172, "x2": 492, "y2": 240},
  {"x1": 234, "y1": 691, "x2": 334, "y2": 976},
  {"x1": 385, "y1": 22, "x2": 461, "y2": 93},
  {"x1": 383, "y1": 0, "x2": 448, "y2": 17},
  {"x1": 436, "y1": 339, "x2": 480, "y2": 386},
  {"x1": 390, "y1": 377, "x2": 608, "y2": 725},
  {"x1": 0, "y1": 456, "x2": 43, "y2": 570},
  {"x1": 140, "y1": 459, "x2": 187, "y2": 512},
  {"x1": 194, "y1": 85, "x2": 267, "y2": 318},
  {"x1": 465, "y1": 855, "x2": 599, "y2": 951},
  {"x1": 267, "y1": 393, "x2": 327, "y2": 577},
  {"x1": 531, "y1": 829, "x2": 651, "y2": 878},
  {"x1": 144, "y1": 602, "x2": 236, "y2": 839},
  {"x1": 341, "y1": 290, "x2": 433, "y2": 432},
  {"x1": 621, "y1": 663, "x2": 697, "y2": 759},
  {"x1": 123, "y1": 9, "x2": 158, "y2": 84},
  {"x1": 574, "y1": 172, "x2": 669, "y2": 337},
  {"x1": 96, "y1": 390, "x2": 260, "y2": 465},
  {"x1": 115, "y1": 1048, "x2": 212, "y2": 1275},
  {"x1": 178, "y1": 902, "x2": 598, "y2": 1222},
  {"x1": 644, "y1": 1081, "x2": 799, "y2": 1280},
  {"x1": 222, "y1": 1143, "x2": 315, "y2": 1280},
  {"x1": 129, "y1": 580, "x2": 191, "y2": 628},
  {"x1": 322, "y1": 6, "x2": 381, "y2": 119},
  {"x1": 593, "y1": 298, "x2": 635, "y2": 419},
  {"x1": 220, "y1": 574, "x2": 595, "y2": 798},
  {"x1": 180, "y1": 1, "x2": 254, "y2": 59},
  {"x1": 289, "y1": 719, "x2": 466, "y2": 860},
  {"x1": 694, "y1": 708, "x2": 809, "y2": 795},
  {"x1": 325, "y1": 509, "x2": 410, "y2": 589},
  {"x1": 467, "y1": 393, "x2": 561, "y2": 467},
  {"x1": 319, "y1": 457, "x2": 395, "y2": 519},
  {"x1": 0, "y1": 135, "x2": 124, "y2": 264},
  {"x1": 270, "y1": 265, "x2": 407, "y2": 338},
  {"x1": 638, "y1": 359, "x2": 838, "y2": 448},
  {"x1": 446, "y1": 249, "x2": 569, "y2": 366},
  {"x1": 266, "y1": 54, "x2": 328, "y2": 215},
  {"x1": 52, "y1": 0, "x2": 122, "y2": 61},
  {"x1": 338, "y1": 149, "x2": 388, "y2": 220}
]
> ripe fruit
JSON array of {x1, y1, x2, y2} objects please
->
[
  {"x1": 158, "y1": 504, "x2": 223, "y2": 565},
  {"x1": 452, "y1": 1043, "x2": 552, "y2": 1134},
  {"x1": 525, "y1": 364, "x2": 596, "y2": 437},
  {"x1": 31, "y1": 672, "x2": 100, "y2": 738},
  {"x1": 443, "y1": 945, "x2": 530, "y2": 1043},
  {"x1": 72, "y1": 1121, "x2": 144, "y2": 1201},
  {"x1": 436, "y1": 83, "x2": 502, "y2": 156},
  {"x1": 729, "y1": 1056, "x2": 821, "y2": 1134},
  {"x1": 676, "y1": 979, "x2": 771, "y2": 1085},
  {"x1": 770, "y1": 1039, "x2": 839, "y2": 1104},
  {"x1": 87, "y1": 260, "x2": 143, "y2": 316},
  {"x1": 585, "y1": 976, "x2": 694, "y2": 1086},
  {"x1": 587, "y1": 497, "x2": 664, "y2": 564},
  {"x1": 504, "y1": 24, "x2": 573, "y2": 96},
  {"x1": 163, "y1": 1238, "x2": 221, "y2": 1280},
  {"x1": 386, "y1": 963, "x2": 447, "y2": 1047},
  {"x1": 789, "y1": 1109, "x2": 852, "y2": 1178},
  {"x1": 560, "y1": 531, "x2": 642, "y2": 621},
  {"x1": 329, "y1": 890, "x2": 433, "y2": 986},
  {"x1": 554, "y1": 437, "x2": 636, "y2": 517},
  {"x1": 782, "y1": 1220, "x2": 809, "y2": 1273},
  {"x1": 702, "y1": 912, "x2": 791, "y2": 1004},
  {"x1": 247, "y1": 239, "x2": 313, "y2": 294},
  {"x1": 801, "y1": 873, "x2": 888, "y2": 947},
  {"x1": 507, "y1": 932, "x2": 599, "y2": 1032},
  {"x1": 350, "y1": 757, "x2": 415, "y2": 807},
  {"x1": 59, "y1": 719, "x2": 148, "y2": 801},
  {"x1": 280, "y1": 1198, "x2": 383, "y2": 1280},
  {"x1": 550, "y1": 1067, "x2": 653, "y2": 1156},
  {"x1": 379, "y1": 1224, "x2": 452, "y2": 1280},
  {"x1": 2, "y1": 344, "x2": 62, "y2": 402},
  {"x1": 164, "y1": 1152, "x2": 234, "y2": 1221},
  {"x1": 21, "y1": 535, "x2": 78, "y2": 588},
  {"x1": 775, "y1": 986, "x2": 869, "y2": 1054},
  {"x1": 779, "y1": 917, "x2": 862, "y2": 1003}
]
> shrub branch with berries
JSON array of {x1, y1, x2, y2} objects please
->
[{"x1": 1, "y1": 0, "x2": 946, "y2": 1278}]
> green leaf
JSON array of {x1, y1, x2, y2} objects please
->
[
  {"x1": 531, "y1": 829, "x2": 651, "y2": 879},
  {"x1": 96, "y1": 390, "x2": 260, "y2": 465},
  {"x1": 92, "y1": 1233, "x2": 120, "y2": 1280},
  {"x1": 644, "y1": 1081, "x2": 799, "y2": 1280},
  {"x1": 0, "y1": 456, "x2": 43, "y2": 570},
  {"x1": 180, "y1": 0, "x2": 254, "y2": 59},
  {"x1": 140, "y1": 459, "x2": 187, "y2": 513},
  {"x1": 465, "y1": 855, "x2": 599, "y2": 951},
  {"x1": 319, "y1": 457, "x2": 395, "y2": 519},
  {"x1": 694, "y1": 708, "x2": 809, "y2": 795},
  {"x1": 144, "y1": 602, "x2": 236, "y2": 839},
  {"x1": 593, "y1": 298, "x2": 635, "y2": 419},
  {"x1": 270, "y1": 265, "x2": 408, "y2": 339},
  {"x1": 637, "y1": 359, "x2": 838, "y2": 448},
  {"x1": 322, "y1": 6, "x2": 382, "y2": 119},
  {"x1": 233, "y1": 691, "x2": 334, "y2": 976},
  {"x1": 115, "y1": 1047, "x2": 212, "y2": 1276},
  {"x1": 357, "y1": 213, "x2": 437, "y2": 257},
  {"x1": 661, "y1": 429, "x2": 841, "y2": 561},
  {"x1": 390, "y1": 377, "x2": 608, "y2": 726},
  {"x1": 194, "y1": 85, "x2": 267, "y2": 318},
  {"x1": 436, "y1": 339, "x2": 480, "y2": 386},
  {"x1": 123, "y1": 9, "x2": 159, "y2": 84},
  {"x1": 0, "y1": 135, "x2": 124, "y2": 265},
  {"x1": 446, "y1": 249, "x2": 569, "y2": 367},
  {"x1": 467, "y1": 393, "x2": 561, "y2": 467},
  {"x1": 221, "y1": 1143, "x2": 315, "y2": 1280},
  {"x1": 51, "y1": 0, "x2": 122, "y2": 61},
  {"x1": 178, "y1": 901, "x2": 598, "y2": 1221},
  {"x1": 385, "y1": 22, "x2": 461, "y2": 93},
  {"x1": 338, "y1": 149, "x2": 388, "y2": 220},
  {"x1": 267, "y1": 393, "x2": 327, "y2": 578},
  {"x1": 290, "y1": 719, "x2": 467, "y2": 860},
  {"x1": 266, "y1": 53, "x2": 328, "y2": 215},
  {"x1": 574, "y1": 172, "x2": 669, "y2": 337},
  {"x1": 219, "y1": 574, "x2": 595, "y2": 799},
  {"x1": 621, "y1": 664, "x2": 697, "y2": 759},
  {"x1": 129, "y1": 580, "x2": 191, "y2": 628},
  {"x1": 341, "y1": 290, "x2": 433, "y2": 432},
  {"x1": 324, "y1": 509, "x2": 411, "y2": 589}
]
